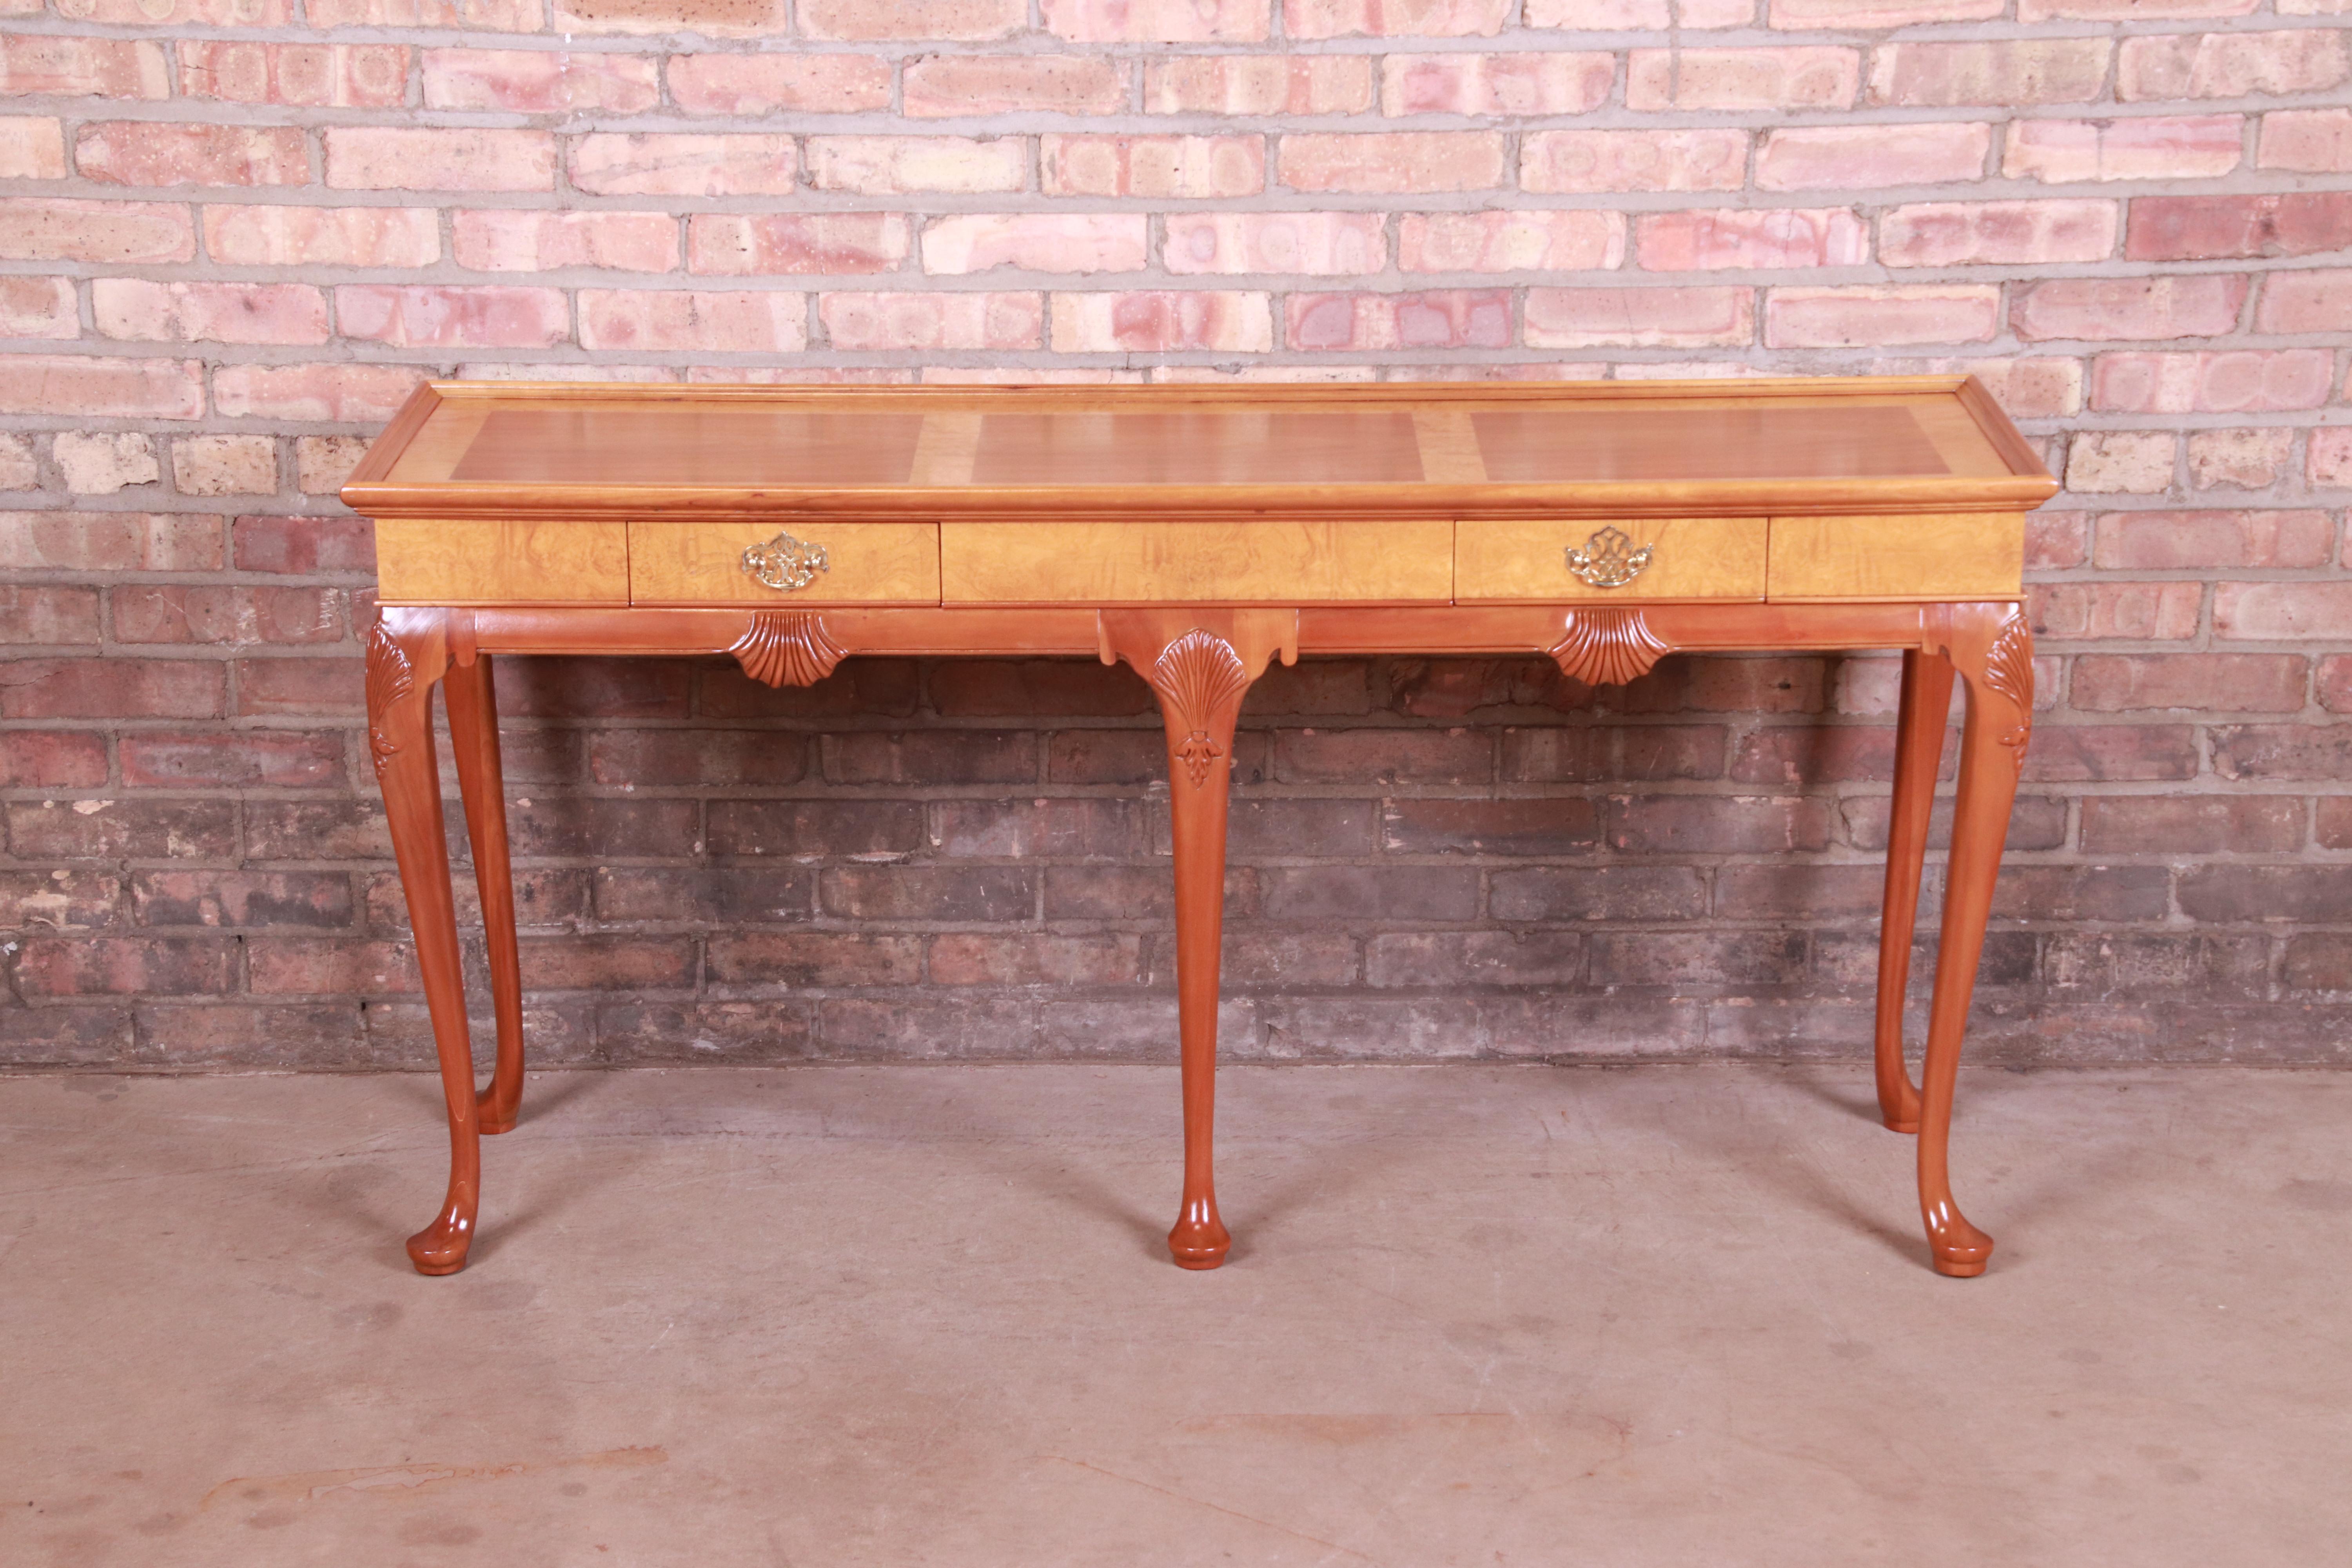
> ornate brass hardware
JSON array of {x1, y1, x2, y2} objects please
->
[
  {"x1": 1565, "y1": 526, "x2": 1652, "y2": 589},
  {"x1": 741, "y1": 529, "x2": 829, "y2": 593}
]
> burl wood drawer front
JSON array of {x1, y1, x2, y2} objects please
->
[
  {"x1": 628, "y1": 521, "x2": 940, "y2": 605},
  {"x1": 1768, "y1": 514, "x2": 2025, "y2": 600},
  {"x1": 940, "y1": 520, "x2": 1453, "y2": 603},
  {"x1": 1454, "y1": 517, "x2": 1766, "y2": 603},
  {"x1": 375, "y1": 519, "x2": 628, "y2": 604}
]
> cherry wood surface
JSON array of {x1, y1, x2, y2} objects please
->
[{"x1": 348, "y1": 376, "x2": 2059, "y2": 1285}]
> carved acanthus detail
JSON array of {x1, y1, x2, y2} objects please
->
[
  {"x1": 1151, "y1": 629, "x2": 1251, "y2": 788},
  {"x1": 364, "y1": 620, "x2": 415, "y2": 777},
  {"x1": 1546, "y1": 608, "x2": 1672, "y2": 688},
  {"x1": 1980, "y1": 608, "x2": 2034, "y2": 770},
  {"x1": 730, "y1": 611, "x2": 846, "y2": 688}
]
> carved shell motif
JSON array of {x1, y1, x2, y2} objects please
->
[
  {"x1": 1546, "y1": 608, "x2": 1672, "y2": 688},
  {"x1": 1980, "y1": 609, "x2": 2034, "y2": 768},
  {"x1": 363, "y1": 620, "x2": 415, "y2": 777},
  {"x1": 729, "y1": 611, "x2": 846, "y2": 688},
  {"x1": 1151, "y1": 628, "x2": 1250, "y2": 788}
]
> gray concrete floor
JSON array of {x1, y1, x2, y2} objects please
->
[{"x1": 0, "y1": 1063, "x2": 2347, "y2": 1567}]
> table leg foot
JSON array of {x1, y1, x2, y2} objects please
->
[
  {"x1": 1927, "y1": 1207, "x2": 1994, "y2": 1278},
  {"x1": 407, "y1": 1205, "x2": 476, "y2": 1276},
  {"x1": 1169, "y1": 1199, "x2": 1231, "y2": 1270}
]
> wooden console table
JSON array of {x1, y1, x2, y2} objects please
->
[{"x1": 345, "y1": 377, "x2": 2057, "y2": 1279}]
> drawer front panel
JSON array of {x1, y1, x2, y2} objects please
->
[
  {"x1": 1455, "y1": 516, "x2": 1766, "y2": 603},
  {"x1": 375, "y1": 519, "x2": 628, "y2": 604},
  {"x1": 941, "y1": 520, "x2": 1453, "y2": 603},
  {"x1": 1768, "y1": 514, "x2": 2025, "y2": 600},
  {"x1": 628, "y1": 521, "x2": 940, "y2": 605}
]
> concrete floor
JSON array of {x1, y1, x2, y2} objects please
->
[{"x1": 0, "y1": 1063, "x2": 2347, "y2": 1568}]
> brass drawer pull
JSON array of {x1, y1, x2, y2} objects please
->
[
  {"x1": 742, "y1": 528, "x2": 829, "y2": 593},
  {"x1": 1565, "y1": 525, "x2": 1651, "y2": 589}
]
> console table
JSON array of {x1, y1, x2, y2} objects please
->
[{"x1": 345, "y1": 377, "x2": 2057, "y2": 1280}]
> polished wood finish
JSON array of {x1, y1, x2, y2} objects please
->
[
  {"x1": 1455, "y1": 516, "x2": 1767, "y2": 603},
  {"x1": 942, "y1": 519, "x2": 1453, "y2": 604},
  {"x1": 349, "y1": 376, "x2": 2059, "y2": 1282},
  {"x1": 629, "y1": 520, "x2": 940, "y2": 605}
]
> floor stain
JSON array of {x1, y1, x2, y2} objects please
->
[{"x1": 200, "y1": 1446, "x2": 666, "y2": 1512}]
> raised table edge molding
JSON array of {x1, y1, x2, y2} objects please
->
[{"x1": 346, "y1": 376, "x2": 2059, "y2": 1280}]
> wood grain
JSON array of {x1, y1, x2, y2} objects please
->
[
  {"x1": 941, "y1": 520, "x2": 1453, "y2": 604},
  {"x1": 629, "y1": 521, "x2": 940, "y2": 605},
  {"x1": 1767, "y1": 514, "x2": 2026, "y2": 600},
  {"x1": 376, "y1": 519, "x2": 628, "y2": 604},
  {"x1": 1456, "y1": 516, "x2": 1766, "y2": 602}
]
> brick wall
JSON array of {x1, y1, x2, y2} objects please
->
[{"x1": 1, "y1": 0, "x2": 2347, "y2": 1070}]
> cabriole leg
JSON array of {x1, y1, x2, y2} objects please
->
[
  {"x1": 1873, "y1": 648, "x2": 1955, "y2": 1134},
  {"x1": 367, "y1": 612, "x2": 482, "y2": 1276},
  {"x1": 443, "y1": 653, "x2": 524, "y2": 1136},
  {"x1": 1915, "y1": 605, "x2": 2033, "y2": 1278}
]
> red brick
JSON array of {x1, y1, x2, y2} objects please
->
[
  {"x1": 821, "y1": 291, "x2": 1041, "y2": 351},
  {"x1": 2072, "y1": 653, "x2": 2307, "y2": 713},
  {"x1": 805, "y1": 135, "x2": 1024, "y2": 195},
  {"x1": 1488, "y1": 865, "x2": 1704, "y2": 922},
  {"x1": 2029, "y1": 581, "x2": 2201, "y2": 641},
  {"x1": 2254, "y1": 269, "x2": 2352, "y2": 335},
  {"x1": 1636, "y1": 208, "x2": 1868, "y2": 271},
  {"x1": 0, "y1": 584, "x2": 100, "y2": 645},
  {"x1": 928, "y1": 932, "x2": 1143, "y2": 986},
  {"x1": 325, "y1": 127, "x2": 553, "y2": 192},
  {"x1": 2211, "y1": 724, "x2": 2352, "y2": 782},
  {"x1": 1286, "y1": 0, "x2": 1510, "y2": 36},
  {"x1": 113, "y1": 585, "x2": 341, "y2": 645},
  {"x1": 1043, "y1": 134, "x2": 1264, "y2": 199},
  {"x1": 689, "y1": 213, "x2": 907, "y2": 276},
  {"x1": 1866, "y1": 39, "x2": 2110, "y2": 107},
  {"x1": 1627, "y1": 47, "x2": 1860, "y2": 111},
  {"x1": 0, "y1": 274, "x2": 74, "y2": 338},
  {"x1": 336, "y1": 285, "x2": 568, "y2": 348},
  {"x1": 76, "y1": 123, "x2": 307, "y2": 187},
  {"x1": 0, "y1": 34, "x2": 169, "y2": 98},
  {"x1": 2012, "y1": 274, "x2": 2248, "y2": 342},
  {"x1": 0, "y1": 511, "x2": 221, "y2": 571},
  {"x1": 2257, "y1": 109, "x2": 2352, "y2": 173},
  {"x1": 10, "y1": 798, "x2": 238, "y2": 858},
  {"x1": 1165, "y1": 211, "x2": 1387, "y2": 276},
  {"x1": 571, "y1": 132, "x2": 797, "y2": 196},
  {"x1": 93, "y1": 279, "x2": 327, "y2": 345},
  {"x1": 2323, "y1": 797, "x2": 2352, "y2": 851},
  {"x1": 578, "y1": 289, "x2": 805, "y2": 352},
  {"x1": 2024, "y1": 509, "x2": 2090, "y2": 569},
  {"x1": 1525, "y1": 0, "x2": 1675, "y2": 21},
  {"x1": 0, "y1": 198, "x2": 194, "y2": 263},
  {"x1": 2310, "y1": 428, "x2": 2352, "y2": 489},
  {"x1": 2, "y1": 658, "x2": 224, "y2": 720},
  {"x1": 2091, "y1": 350, "x2": 2333, "y2": 415},
  {"x1": 203, "y1": 205, "x2": 438, "y2": 267},
  {"x1": 1766, "y1": 286, "x2": 1998, "y2": 348},
  {"x1": 213, "y1": 363, "x2": 426, "y2": 422},
  {"x1": 2118, "y1": 29, "x2": 2350, "y2": 101},
  {"x1": 921, "y1": 214, "x2": 1147, "y2": 276},
  {"x1": 120, "y1": 730, "x2": 346, "y2": 788},
  {"x1": 2126, "y1": 193, "x2": 2352, "y2": 263},
  {"x1": 1770, "y1": 0, "x2": 1993, "y2": 20},
  {"x1": 2324, "y1": 655, "x2": 2352, "y2": 715},
  {"x1": 1397, "y1": 210, "x2": 1621, "y2": 273},
  {"x1": 2186, "y1": 427, "x2": 2288, "y2": 491},
  {"x1": 666, "y1": 53, "x2": 889, "y2": 114},
  {"x1": 1383, "y1": 51, "x2": 1613, "y2": 115},
  {"x1": 0, "y1": 356, "x2": 204, "y2": 419},
  {"x1": 1523, "y1": 129, "x2": 1746, "y2": 193},
  {"x1": 454, "y1": 209, "x2": 678, "y2": 273},
  {"x1": 233, "y1": 655, "x2": 364, "y2": 715},
  {"x1": 1144, "y1": 54, "x2": 1372, "y2": 114},
  {"x1": 1049, "y1": 291, "x2": 1272, "y2": 352},
  {"x1": 180, "y1": 41, "x2": 407, "y2": 106},
  {"x1": 0, "y1": 118, "x2": 66, "y2": 179},
  {"x1": 551, "y1": 0, "x2": 789, "y2": 33},
  {"x1": 1878, "y1": 200, "x2": 2115, "y2": 268},
  {"x1": 232, "y1": 514, "x2": 374, "y2": 574},
  {"x1": 2005, "y1": 116, "x2": 2243, "y2": 184},
  {"x1": 2213, "y1": 582, "x2": 2352, "y2": 642},
  {"x1": 1280, "y1": 132, "x2": 1506, "y2": 194},
  {"x1": 1287, "y1": 289, "x2": 1511, "y2": 351},
  {"x1": 2094, "y1": 509, "x2": 2334, "y2": 570},
  {"x1": 15, "y1": 937, "x2": 236, "y2": 998},
  {"x1": 799, "y1": 0, "x2": 1025, "y2": 37},
  {"x1": 1608, "y1": 795, "x2": 1834, "y2": 855},
  {"x1": 423, "y1": 49, "x2": 660, "y2": 112},
  {"x1": 1524, "y1": 286, "x2": 1753, "y2": 348},
  {"x1": 2066, "y1": 430, "x2": 2175, "y2": 494},
  {"x1": 47, "y1": 0, "x2": 293, "y2": 17},
  {"x1": 309, "y1": 0, "x2": 541, "y2": 23},
  {"x1": 1042, "y1": 0, "x2": 1269, "y2": 40},
  {"x1": 1755, "y1": 123, "x2": 1989, "y2": 191},
  {"x1": 903, "y1": 55, "x2": 1127, "y2": 116}
]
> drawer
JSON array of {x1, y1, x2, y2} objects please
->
[
  {"x1": 375, "y1": 519, "x2": 628, "y2": 604},
  {"x1": 1768, "y1": 514, "x2": 2025, "y2": 600},
  {"x1": 628, "y1": 521, "x2": 939, "y2": 606},
  {"x1": 1454, "y1": 517, "x2": 1766, "y2": 603},
  {"x1": 940, "y1": 520, "x2": 1452, "y2": 604}
]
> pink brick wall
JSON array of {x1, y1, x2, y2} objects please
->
[{"x1": 1, "y1": 0, "x2": 2347, "y2": 1068}]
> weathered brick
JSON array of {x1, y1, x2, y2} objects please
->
[
  {"x1": 0, "y1": 511, "x2": 221, "y2": 571},
  {"x1": 550, "y1": 0, "x2": 788, "y2": 33},
  {"x1": 1756, "y1": 123, "x2": 1990, "y2": 191},
  {"x1": 94, "y1": 279, "x2": 327, "y2": 346},
  {"x1": 1378, "y1": 798, "x2": 1598, "y2": 856},
  {"x1": 1397, "y1": 211, "x2": 1621, "y2": 273},
  {"x1": 2187, "y1": 428, "x2": 2290, "y2": 492},
  {"x1": 15, "y1": 936, "x2": 236, "y2": 998},
  {"x1": 1049, "y1": 290, "x2": 1273, "y2": 352},
  {"x1": 688, "y1": 213, "x2": 906, "y2": 276},
  {"x1": 215, "y1": 364, "x2": 425, "y2": 423},
  {"x1": 1043, "y1": 0, "x2": 1269, "y2": 40},
  {"x1": 2178, "y1": 866, "x2": 2346, "y2": 924},
  {"x1": 902, "y1": 55, "x2": 1128, "y2": 117},
  {"x1": 0, "y1": 117, "x2": 66, "y2": 179},
  {"x1": 0, "y1": 35, "x2": 169, "y2": 99},
  {"x1": 819, "y1": 866, "x2": 1034, "y2": 921},
  {"x1": 1489, "y1": 866, "x2": 1707, "y2": 922},
  {"x1": 1769, "y1": 0, "x2": 1993, "y2": 22},
  {"x1": 2065, "y1": 431, "x2": 2176, "y2": 494},
  {"x1": 2013, "y1": 275, "x2": 2248, "y2": 342},
  {"x1": 0, "y1": 356, "x2": 205, "y2": 419},
  {"x1": 1525, "y1": 0, "x2": 1674, "y2": 22},
  {"x1": 1637, "y1": 208, "x2": 1868, "y2": 272},
  {"x1": 2074, "y1": 653, "x2": 2307, "y2": 713},
  {"x1": 2005, "y1": 116, "x2": 2243, "y2": 184},
  {"x1": 2080, "y1": 795, "x2": 2305, "y2": 855},
  {"x1": 666, "y1": 53, "x2": 888, "y2": 115},
  {"x1": 2119, "y1": 30, "x2": 2350, "y2": 101},
  {"x1": 0, "y1": 274, "x2": 76, "y2": 339},
  {"x1": 2091, "y1": 351, "x2": 2334, "y2": 416},
  {"x1": 570, "y1": 133, "x2": 796, "y2": 196},
  {"x1": 453, "y1": 209, "x2": 677, "y2": 273},
  {"x1": 1627, "y1": 47, "x2": 1859, "y2": 111},
  {"x1": 1383, "y1": 51, "x2": 1613, "y2": 116},
  {"x1": 172, "y1": 433, "x2": 278, "y2": 496},
  {"x1": 2308, "y1": 428, "x2": 2352, "y2": 489},
  {"x1": 2254, "y1": 269, "x2": 2352, "y2": 335},
  {"x1": 2095, "y1": 509, "x2": 2334, "y2": 571},
  {"x1": 1866, "y1": 39, "x2": 2110, "y2": 107},
  {"x1": 1285, "y1": 0, "x2": 1510, "y2": 36},
  {"x1": 10, "y1": 799, "x2": 238, "y2": 859},
  {"x1": 929, "y1": 931, "x2": 1142, "y2": 986},
  {"x1": 203, "y1": 205, "x2": 437, "y2": 268},
  {"x1": 2127, "y1": 194, "x2": 2352, "y2": 265},
  {"x1": 822, "y1": 291, "x2": 1042, "y2": 351},
  {"x1": 2257, "y1": 109, "x2": 2352, "y2": 174},
  {"x1": 1287, "y1": 290, "x2": 1512, "y2": 352},
  {"x1": 309, "y1": 0, "x2": 541, "y2": 24},
  {"x1": 1607, "y1": 795, "x2": 1834, "y2": 854},
  {"x1": 1042, "y1": 135, "x2": 1264, "y2": 199},
  {"x1": 922, "y1": 214, "x2": 1148, "y2": 276},
  {"x1": 1366, "y1": 930, "x2": 1583, "y2": 989},
  {"x1": 1166, "y1": 211, "x2": 1386, "y2": 276},
  {"x1": 1879, "y1": 200, "x2": 2116, "y2": 268},
  {"x1": 132, "y1": 870, "x2": 352, "y2": 929},
  {"x1": 1524, "y1": 286, "x2": 1753, "y2": 348},
  {"x1": 578, "y1": 289, "x2": 805, "y2": 353},
  {"x1": 1280, "y1": 133, "x2": 1506, "y2": 194},
  {"x1": 1145, "y1": 55, "x2": 1372, "y2": 114},
  {"x1": 1523, "y1": 129, "x2": 1746, "y2": 194},
  {"x1": 1262, "y1": 865, "x2": 1481, "y2": 921},
  {"x1": 798, "y1": 0, "x2": 1023, "y2": 36},
  {"x1": 2030, "y1": 580, "x2": 2201, "y2": 641},
  {"x1": 336, "y1": 285, "x2": 568, "y2": 348},
  {"x1": 77, "y1": 123, "x2": 307, "y2": 187},
  {"x1": 180, "y1": 41, "x2": 407, "y2": 107},
  {"x1": 2213, "y1": 581, "x2": 2352, "y2": 642},
  {"x1": 0, "y1": 198, "x2": 194, "y2": 264},
  {"x1": 1766, "y1": 286, "x2": 1999, "y2": 348},
  {"x1": 805, "y1": 136, "x2": 1024, "y2": 195},
  {"x1": 931, "y1": 797, "x2": 1139, "y2": 857}
]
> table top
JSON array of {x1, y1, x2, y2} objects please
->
[{"x1": 344, "y1": 376, "x2": 2056, "y2": 522}]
